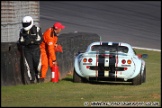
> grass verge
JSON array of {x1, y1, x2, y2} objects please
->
[{"x1": 1, "y1": 49, "x2": 161, "y2": 107}]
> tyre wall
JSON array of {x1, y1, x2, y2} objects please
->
[{"x1": 1, "y1": 32, "x2": 100, "y2": 86}]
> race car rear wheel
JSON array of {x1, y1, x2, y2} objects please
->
[
  {"x1": 132, "y1": 72, "x2": 142, "y2": 85},
  {"x1": 142, "y1": 67, "x2": 146, "y2": 83},
  {"x1": 73, "y1": 68, "x2": 83, "y2": 83},
  {"x1": 73, "y1": 69, "x2": 88, "y2": 83}
]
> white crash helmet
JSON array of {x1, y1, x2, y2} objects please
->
[{"x1": 22, "y1": 16, "x2": 34, "y2": 31}]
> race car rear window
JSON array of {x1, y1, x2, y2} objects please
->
[{"x1": 91, "y1": 45, "x2": 128, "y2": 53}]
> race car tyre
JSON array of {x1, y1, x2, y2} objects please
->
[
  {"x1": 142, "y1": 67, "x2": 146, "y2": 83},
  {"x1": 132, "y1": 72, "x2": 142, "y2": 85},
  {"x1": 73, "y1": 68, "x2": 82, "y2": 83}
]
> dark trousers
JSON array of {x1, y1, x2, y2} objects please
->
[{"x1": 24, "y1": 47, "x2": 41, "y2": 81}]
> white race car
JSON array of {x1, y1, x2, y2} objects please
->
[{"x1": 73, "y1": 41, "x2": 148, "y2": 85}]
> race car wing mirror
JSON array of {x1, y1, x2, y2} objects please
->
[{"x1": 141, "y1": 54, "x2": 148, "y2": 59}]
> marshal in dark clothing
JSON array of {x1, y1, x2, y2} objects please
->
[{"x1": 19, "y1": 16, "x2": 43, "y2": 84}]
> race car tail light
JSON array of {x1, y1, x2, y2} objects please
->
[
  {"x1": 88, "y1": 58, "x2": 93, "y2": 62},
  {"x1": 83, "y1": 58, "x2": 87, "y2": 62},
  {"x1": 122, "y1": 59, "x2": 126, "y2": 64},
  {"x1": 121, "y1": 59, "x2": 131, "y2": 64},
  {"x1": 127, "y1": 59, "x2": 132, "y2": 64}
]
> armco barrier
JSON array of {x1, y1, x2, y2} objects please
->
[{"x1": 1, "y1": 32, "x2": 100, "y2": 86}]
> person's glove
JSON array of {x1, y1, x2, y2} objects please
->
[{"x1": 52, "y1": 61, "x2": 57, "y2": 65}]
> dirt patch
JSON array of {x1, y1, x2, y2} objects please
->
[{"x1": 151, "y1": 93, "x2": 160, "y2": 99}]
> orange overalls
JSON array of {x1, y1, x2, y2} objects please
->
[{"x1": 40, "y1": 27, "x2": 58, "y2": 79}]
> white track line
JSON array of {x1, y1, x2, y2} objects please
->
[{"x1": 132, "y1": 46, "x2": 161, "y2": 52}]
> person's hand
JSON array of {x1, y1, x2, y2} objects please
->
[
  {"x1": 54, "y1": 44, "x2": 58, "y2": 47},
  {"x1": 52, "y1": 61, "x2": 57, "y2": 65}
]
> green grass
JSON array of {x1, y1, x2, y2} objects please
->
[{"x1": 1, "y1": 49, "x2": 161, "y2": 107}]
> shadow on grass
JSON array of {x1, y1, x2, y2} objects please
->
[
  {"x1": 62, "y1": 76, "x2": 133, "y2": 85},
  {"x1": 62, "y1": 76, "x2": 73, "y2": 82},
  {"x1": 88, "y1": 81, "x2": 133, "y2": 85}
]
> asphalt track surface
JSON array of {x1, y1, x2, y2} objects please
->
[{"x1": 40, "y1": 1, "x2": 161, "y2": 50}]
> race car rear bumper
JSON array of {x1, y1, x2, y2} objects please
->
[{"x1": 89, "y1": 77, "x2": 132, "y2": 82}]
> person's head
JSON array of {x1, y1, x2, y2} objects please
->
[
  {"x1": 53, "y1": 22, "x2": 65, "y2": 34},
  {"x1": 22, "y1": 16, "x2": 34, "y2": 31}
]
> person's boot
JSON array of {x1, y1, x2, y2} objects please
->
[
  {"x1": 30, "y1": 80, "x2": 35, "y2": 84},
  {"x1": 35, "y1": 74, "x2": 40, "y2": 83},
  {"x1": 39, "y1": 78, "x2": 45, "y2": 83}
]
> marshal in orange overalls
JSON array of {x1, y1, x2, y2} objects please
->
[
  {"x1": 39, "y1": 22, "x2": 65, "y2": 79},
  {"x1": 40, "y1": 27, "x2": 58, "y2": 79}
]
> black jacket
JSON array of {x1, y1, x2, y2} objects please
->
[{"x1": 19, "y1": 25, "x2": 43, "y2": 49}]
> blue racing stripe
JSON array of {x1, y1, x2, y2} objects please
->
[
  {"x1": 109, "y1": 54, "x2": 116, "y2": 78},
  {"x1": 102, "y1": 42, "x2": 108, "y2": 46},
  {"x1": 98, "y1": 54, "x2": 105, "y2": 77},
  {"x1": 109, "y1": 43, "x2": 119, "y2": 78}
]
